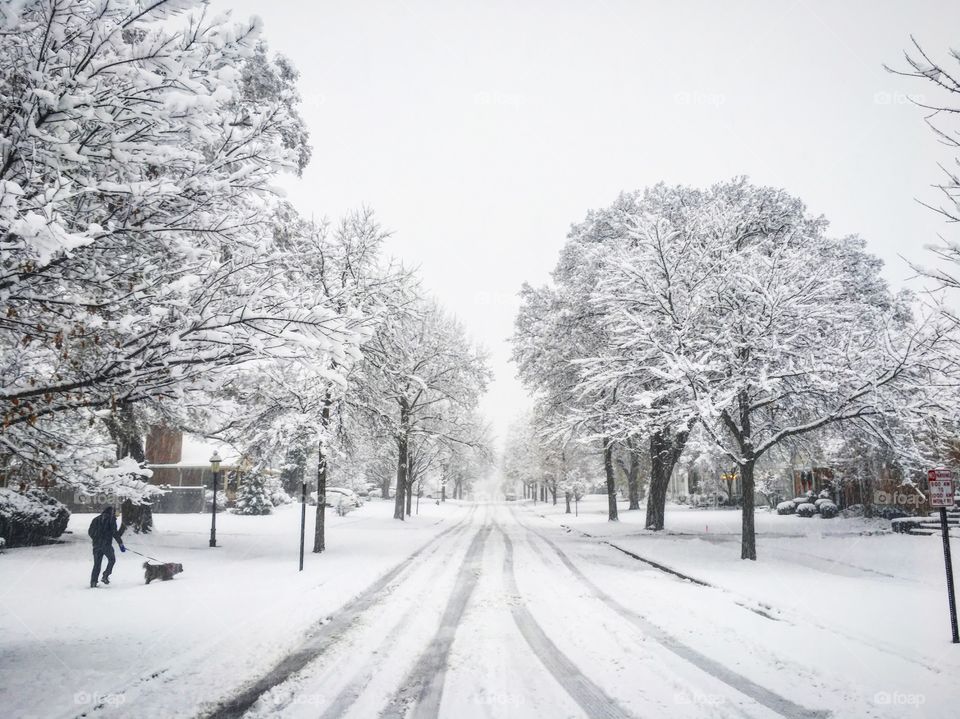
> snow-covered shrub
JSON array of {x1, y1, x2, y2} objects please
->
[
  {"x1": 0, "y1": 488, "x2": 71, "y2": 546},
  {"x1": 204, "y1": 489, "x2": 228, "y2": 512},
  {"x1": 776, "y1": 500, "x2": 797, "y2": 515},
  {"x1": 265, "y1": 475, "x2": 292, "y2": 506},
  {"x1": 840, "y1": 504, "x2": 864, "y2": 518},
  {"x1": 818, "y1": 501, "x2": 839, "y2": 519},
  {"x1": 234, "y1": 475, "x2": 273, "y2": 515},
  {"x1": 796, "y1": 502, "x2": 818, "y2": 518},
  {"x1": 818, "y1": 489, "x2": 832, "y2": 500},
  {"x1": 814, "y1": 497, "x2": 833, "y2": 509},
  {"x1": 874, "y1": 506, "x2": 908, "y2": 521},
  {"x1": 792, "y1": 497, "x2": 810, "y2": 505}
]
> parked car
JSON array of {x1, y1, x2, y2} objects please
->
[
  {"x1": 307, "y1": 488, "x2": 361, "y2": 508},
  {"x1": 326, "y1": 487, "x2": 362, "y2": 508}
]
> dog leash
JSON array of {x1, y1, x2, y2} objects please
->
[{"x1": 124, "y1": 547, "x2": 166, "y2": 564}]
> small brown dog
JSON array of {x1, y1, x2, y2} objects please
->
[{"x1": 143, "y1": 561, "x2": 183, "y2": 584}]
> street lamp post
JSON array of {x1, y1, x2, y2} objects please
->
[{"x1": 209, "y1": 451, "x2": 221, "y2": 548}]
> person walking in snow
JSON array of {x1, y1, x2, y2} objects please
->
[{"x1": 88, "y1": 506, "x2": 125, "y2": 588}]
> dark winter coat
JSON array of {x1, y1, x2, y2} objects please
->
[{"x1": 88, "y1": 508, "x2": 123, "y2": 551}]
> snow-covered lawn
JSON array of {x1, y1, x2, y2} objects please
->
[
  {"x1": 0, "y1": 499, "x2": 467, "y2": 719},
  {"x1": 523, "y1": 495, "x2": 960, "y2": 713}
]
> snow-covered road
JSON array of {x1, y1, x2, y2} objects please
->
[
  {"x1": 5, "y1": 500, "x2": 956, "y2": 718},
  {"x1": 190, "y1": 503, "x2": 955, "y2": 719}
]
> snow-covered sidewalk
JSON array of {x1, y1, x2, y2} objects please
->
[{"x1": 0, "y1": 500, "x2": 468, "y2": 719}]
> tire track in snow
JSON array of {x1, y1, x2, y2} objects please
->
[
  {"x1": 380, "y1": 523, "x2": 491, "y2": 719},
  {"x1": 313, "y1": 516, "x2": 482, "y2": 719},
  {"x1": 201, "y1": 507, "x2": 477, "y2": 719},
  {"x1": 528, "y1": 507, "x2": 944, "y2": 673},
  {"x1": 495, "y1": 521, "x2": 637, "y2": 719},
  {"x1": 513, "y1": 511, "x2": 830, "y2": 719}
]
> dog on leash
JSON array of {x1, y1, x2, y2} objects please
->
[{"x1": 143, "y1": 561, "x2": 183, "y2": 584}]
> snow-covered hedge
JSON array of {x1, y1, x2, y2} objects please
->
[
  {"x1": 0, "y1": 488, "x2": 71, "y2": 547},
  {"x1": 776, "y1": 500, "x2": 797, "y2": 515},
  {"x1": 796, "y1": 502, "x2": 818, "y2": 518},
  {"x1": 819, "y1": 501, "x2": 839, "y2": 519}
]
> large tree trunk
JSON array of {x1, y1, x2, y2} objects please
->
[
  {"x1": 603, "y1": 436, "x2": 618, "y2": 521},
  {"x1": 105, "y1": 403, "x2": 152, "y2": 533},
  {"x1": 394, "y1": 402, "x2": 409, "y2": 520},
  {"x1": 565, "y1": 492, "x2": 572, "y2": 514},
  {"x1": 550, "y1": 484, "x2": 557, "y2": 505},
  {"x1": 737, "y1": 388, "x2": 757, "y2": 560},
  {"x1": 381, "y1": 466, "x2": 392, "y2": 502},
  {"x1": 405, "y1": 454, "x2": 413, "y2": 516},
  {"x1": 741, "y1": 457, "x2": 757, "y2": 560},
  {"x1": 627, "y1": 435, "x2": 641, "y2": 511},
  {"x1": 313, "y1": 399, "x2": 332, "y2": 553},
  {"x1": 645, "y1": 426, "x2": 691, "y2": 530}
]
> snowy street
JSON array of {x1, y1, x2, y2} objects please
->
[
  {"x1": 212, "y1": 502, "x2": 960, "y2": 719},
  {"x1": 3, "y1": 499, "x2": 960, "y2": 718}
]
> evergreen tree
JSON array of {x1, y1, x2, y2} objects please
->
[{"x1": 234, "y1": 475, "x2": 273, "y2": 516}]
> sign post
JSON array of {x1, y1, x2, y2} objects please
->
[
  {"x1": 299, "y1": 480, "x2": 307, "y2": 572},
  {"x1": 928, "y1": 468, "x2": 959, "y2": 644}
]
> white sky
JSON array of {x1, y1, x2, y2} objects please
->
[{"x1": 215, "y1": 0, "x2": 960, "y2": 446}]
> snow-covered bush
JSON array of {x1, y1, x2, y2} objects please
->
[
  {"x1": 0, "y1": 488, "x2": 71, "y2": 546},
  {"x1": 818, "y1": 489, "x2": 832, "y2": 500},
  {"x1": 796, "y1": 502, "x2": 818, "y2": 518},
  {"x1": 204, "y1": 490, "x2": 228, "y2": 512},
  {"x1": 234, "y1": 476, "x2": 273, "y2": 515},
  {"x1": 840, "y1": 504, "x2": 864, "y2": 518},
  {"x1": 814, "y1": 497, "x2": 833, "y2": 509},
  {"x1": 776, "y1": 500, "x2": 797, "y2": 515},
  {"x1": 265, "y1": 475, "x2": 292, "y2": 506},
  {"x1": 819, "y1": 501, "x2": 839, "y2": 519}
]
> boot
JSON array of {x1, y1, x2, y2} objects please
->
[{"x1": 101, "y1": 574, "x2": 110, "y2": 585}]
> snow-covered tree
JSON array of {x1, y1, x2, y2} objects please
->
[
  {"x1": 362, "y1": 299, "x2": 491, "y2": 520},
  {"x1": 588, "y1": 179, "x2": 939, "y2": 559},
  {"x1": 513, "y1": 237, "x2": 624, "y2": 520},
  {"x1": 233, "y1": 473, "x2": 272, "y2": 515},
  {"x1": 0, "y1": 1, "x2": 360, "y2": 499},
  {"x1": 209, "y1": 206, "x2": 400, "y2": 551}
]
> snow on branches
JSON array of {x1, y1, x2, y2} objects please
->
[{"x1": 0, "y1": 1, "x2": 359, "y2": 494}]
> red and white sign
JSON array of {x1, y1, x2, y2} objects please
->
[{"x1": 928, "y1": 468, "x2": 955, "y2": 508}]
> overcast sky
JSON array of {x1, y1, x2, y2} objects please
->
[{"x1": 215, "y1": 0, "x2": 960, "y2": 446}]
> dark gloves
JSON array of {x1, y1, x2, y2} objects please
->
[{"x1": 119, "y1": 545, "x2": 126, "y2": 553}]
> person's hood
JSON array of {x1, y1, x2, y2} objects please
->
[{"x1": 100, "y1": 507, "x2": 114, "y2": 518}]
